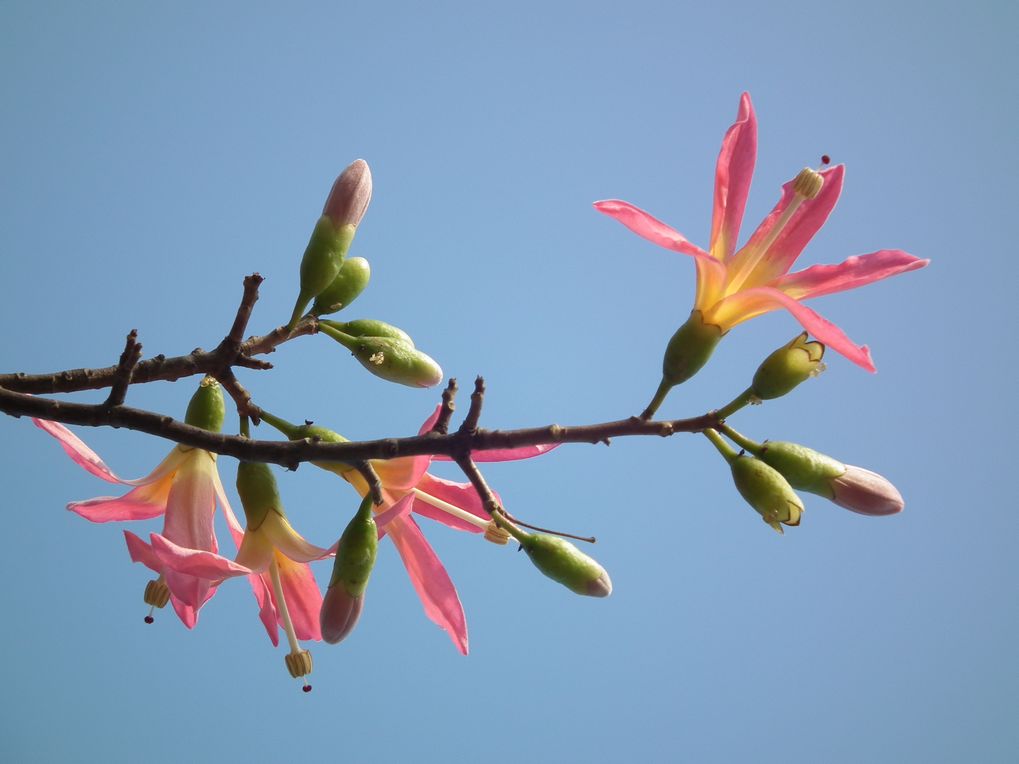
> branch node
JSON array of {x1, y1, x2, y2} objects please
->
[
  {"x1": 431, "y1": 378, "x2": 458, "y2": 434},
  {"x1": 459, "y1": 376, "x2": 486, "y2": 434},
  {"x1": 104, "y1": 330, "x2": 143, "y2": 408}
]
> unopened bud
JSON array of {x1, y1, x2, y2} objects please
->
[
  {"x1": 257, "y1": 411, "x2": 357, "y2": 479},
  {"x1": 184, "y1": 377, "x2": 225, "y2": 433},
  {"x1": 730, "y1": 454, "x2": 804, "y2": 533},
  {"x1": 323, "y1": 159, "x2": 372, "y2": 229},
  {"x1": 751, "y1": 333, "x2": 825, "y2": 400},
  {"x1": 235, "y1": 461, "x2": 284, "y2": 530},
  {"x1": 321, "y1": 495, "x2": 378, "y2": 644},
  {"x1": 521, "y1": 534, "x2": 612, "y2": 597},
  {"x1": 311, "y1": 256, "x2": 371, "y2": 316},
  {"x1": 319, "y1": 324, "x2": 443, "y2": 388},
  {"x1": 754, "y1": 441, "x2": 903, "y2": 516},
  {"x1": 287, "y1": 160, "x2": 373, "y2": 330},
  {"x1": 830, "y1": 465, "x2": 904, "y2": 516}
]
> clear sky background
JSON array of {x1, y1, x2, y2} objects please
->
[{"x1": 1, "y1": 1, "x2": 1015, "y2": 762}]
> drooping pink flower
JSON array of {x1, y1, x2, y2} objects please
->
[
  {"x1": 33, "y1": 378, "x2": 237, "y2": 627},
  {"x1": 329, "y1": 408, "x2": 556, "y2": 656},
  {"x1": 595, "y1": 92, "x2": 928, "y2": 372}
]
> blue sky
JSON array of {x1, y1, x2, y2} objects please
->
[{"x1": 1, "y1": 2, "x2": 1015, "y2": 762}]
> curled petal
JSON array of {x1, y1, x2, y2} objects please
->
[
  {"x1": 774, "y1": 250, "x2": 929, "y2": 300},
  {"x1": 594, "y1": 200, "x2": 727, "y2": 309},
  {"x1": 710, "y1": 92, "x2": 757, "y2": 261},
  {"x1": 35, "y1": 419, "x2": 130, "y2": 484},
  {"x1": 706, "y1": 286, "x2": 875, "y2": 371},
  {"x1": 387, "y1": 516, "x2": 468, "y2": 655},
  {"x1": 249, "y1": 573, "x2": 281, "y2": 646},
  {"x1": 726, "y1": 164, "x2": 845, "y2": 288},
  {"x1": 265, "y1": 515, "x2": 331, "y2": 563},
  {"x1": 69, "y1": 479, "x2": 174, "y2": 523},
  {"x1": 124, "y1": 530, "x2": 163, "y2": 574},
  {"x1": 171, "y1": 597, "x2": 200, "y2": 630},
  {"x1": 161, "y1": 451, "x2": 218, "y2": 554},
  {"x1": 148, "y1": 533, "x2": 251, "y2": 580},
  {"x1": 431, "y1": 444, "x2": 559, "y2": 463}
]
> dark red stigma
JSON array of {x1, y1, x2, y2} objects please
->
[
  {"x1": 144, "y1": 615, "x2": 155, "y2": 624},
  {"x1": 302, "y1": 684, "x2": 313, "y2": 693},
  {"x1": 821, "y1": 154, "x2": 831, "y2": 165}
]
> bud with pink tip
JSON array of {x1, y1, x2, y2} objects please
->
[{"x1": 829, "y1": 465, "x2": 904, "y2": 516}]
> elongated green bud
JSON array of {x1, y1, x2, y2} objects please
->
[
  {"x1": 751, "y1": 333, "x2": 825, "y2": 400},
  {"x1": 311, "y1": 256, "x2": 371, "y2": 316},
  {"x1": 321, "y1": 495, "x2": 378, "y2": 644},
  {"x1": 643, "y1": 310, "x2": 723, "y2": 418},
  {"x1": 235, "y1": 461, "x2": 285, "y2": 530},
  {"x1": 288, "y1": 160, "x2": 373, "y2": 330},
  {"x1": 729, "y1": 454, "x2": 804, "y2": 533},
  {"x1": 320, "y1": 318, "x2": 413, "y2": 346},
  {"x1": 520, "y1": 534, "x2": 612, "y2": 597},
  {"x1": 319, "y1": 324, "x2": 443, "y2": 388},
  {"x1": 184, "y1": 377, "x2": 225, "y2": 433}
]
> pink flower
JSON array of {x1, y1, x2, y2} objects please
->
[
  {"x1": 334, "y1": 407, "x2": 556, "y2": 655},
  {"x1": 33, "y1": 377, "x2": 237, "y2": 627},
  {"x1": 595, "y1": 92, "x2": 928, "y2": 372}
]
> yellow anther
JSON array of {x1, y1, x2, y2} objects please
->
[
  {"x1": 143, "y1": 579, "x2": 171, "y2": 608},
  {"x1": 483, "y1": 522, "x2": 512, "y2": 545},
  {"x1": 792, "y1": 168, "x2": 824, "y2": 199},
  {"x1": 285, "y1": 649, "x2": 313, "y2": 679}
]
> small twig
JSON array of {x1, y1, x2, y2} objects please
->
[
  {"x1": 218, "y1": 369, "x2": 259, "y2": 422},
  {"x1": 224, "y1": 274, "x2": 264, "y2": 349},
  {"x1": 234, "y1": 355, "x2": 273, "y2": 371},
  {"x1": 459, "y1": 376, "x2": 485, "y2": 435},
  {"x1": 431, "y1": 378, "x2": 458, "y2": 434},
  {"x1": 454, "y1": 455, "x2": 501, "y2": 517},
  {"x1": 104, "y1": 330, "x2": 142, "y2": 408},
  {"x1": 354, "y1": 461, "x2": 384, "y2": 505}
]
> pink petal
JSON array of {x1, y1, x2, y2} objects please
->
[
  {"x1": 411, "y1": 473, "x2": 490, "y2": 534},
  {"x1": 774, "y1": 250, "x2": 929, "y2": 300},
  {"x1": 33, "y1": 419, "x2": 127, "y2": 484},
  {"x1": 727, "y1": 164, "x2": 845, "y2": 288},
  {"x1": 249, "y1": 573, "x2": 281, "y2": 646},
  {"x1": 707, "y1": 286, "x2": 875, "y2": 371},
  {"x1": 275, "y1": 554, "x2": 323, "y2": 642},
  {"x1": 171, "y1": 596, "x2": 200, "y2": 629},
  {"x1": 148, "y1": 533, "x2": 251, "y2": 580},
  {"x1": 161, "y1": 452, "x2": 218, "y2": 555},
  {"x1": 213, "y1": 469, "x2": 246, "y2": 549},
  {"x1": 709, "y1": 92, "x2": 757, "y2": 261},
  {"x1": 373, "y1": 455, "x2": 431, "y2": 492},
  {"x1": 387, "y1": 516, "x2": 468, "y2": 655},
  {"x1": 124, "y1": 530, "x2": 163, "y2": 573},
  {"x1": 594, "y1": 199, "x2": 728, "y2": 309},
  {"x1": 376, "y1": 493, "x2": 415, "y2": 538},
  {"x1": 68, "y1": 478, "x2": 173, "y2": 523},
  {"x1": 431, "y1": 443, "x2": 559, "y2": 463},
  {"x1": 266, "y1": 516, "x2": 331, "y2": 563},
  {"x1": 417, "y1": 406, "x2": 443, "y2": 435}
]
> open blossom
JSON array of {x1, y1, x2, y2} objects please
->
[
  {"x1": 261, "y1": 407, "x2": 555, "y2": 655},
  {"x1": 595, "y1": 92, "x2": 928, "y2": 375},
  {"x1": 34, "y1": 377, "x2": 237, "y2": 627}
]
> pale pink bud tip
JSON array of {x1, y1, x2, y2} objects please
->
[
  {"x1": 831, "y1": 465, "x2": 904, "y2": 516},
  {"x1": 587, "y1": 571, "x2": 613, "y2": 598},
  {"x1": 320, "y1": 586, "x2": 365, "y2": 644},
  {"x1": 323, "y1": 159, "x2": 373, "y2": 228}
]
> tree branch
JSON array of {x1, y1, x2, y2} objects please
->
[
  {"x1": 104, "y1": 330, "x2": 143, "y2": 408},
  {"x1": 0, "y1": 385, "x2": 718, "y2": 467}
]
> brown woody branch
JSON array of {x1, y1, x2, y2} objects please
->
[
  {"x1": 104, "y1": 330, "x2": 143, "y2": 408},
  {"x1": 0, "y1": 384, "x2": 718, "y2": 468}
]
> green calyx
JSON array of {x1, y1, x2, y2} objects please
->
[
  {"x1": 756, "y1": 441, "x2": 846, "y2": 498},
  {"x1": 328, "y1": 495, "x2": 378, "y2": 596},
  {"x1": 311, "y1": 256, "x2": 371, "y2": 316},
  {"x1": 751, "y1": 332, "x2": 825, "y2": 400},
  {"x1": 643, "y1": 311, "x2": 724, "y2": 418},
  {"x1": 235, "y1": 461, "x2": 286, "y2": 530},
  {"x1": 319, "y1": 324, "x2": 443, "y2": 388},
  {"x1": 288, "y1": 217, "x2": 358, "y2": 330},
  {"x1": 520, "y1": 534, "x2": 613, "y2": 597},
  {"x1": 184, "y1": 377, "x2": 226, "y2": 433},
  {"x1": 729, "y1": 454, "x2": 805, "y2": 533},
  {"x1": 258, "y1": 410, "x2": 355, "y2": 478}
]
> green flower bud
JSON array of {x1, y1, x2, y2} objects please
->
[
  {"x1": 258, "y1": 411, "x2": 356, "y2": 479},
  {"x1": 319, "y1": 324, "x2": 443, "y2": 388},
  {"x1": 321, "y1": 495, "x2": 378, "y2": 644},
  {"x1": 751, "y1": 332, "x2": 825, "y2": 400},
  {"x1": 311, "y1": 256, "x2": 371, "y2": 316},
  {"x1": 320, "y1": 318, "x2": 413, "y2": 346},
  {"x1": 729, "y1": 454, "x2": 804, "y2": 533},
  {"x1": 755, "y1": 441, "x2": 845, "y2": 498},
  {"x1": 287, "y1": 160, "x2": 372, "y2": 330},
  {"x1": 235, "y1": 461, "x2": 284, "y2": 530},
  {"x1": 184, "y1": 376, "x2": 225, "y2": 433},
  {"x1": 520, "y1": 534, "x2": 612, "y2": 597}
]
